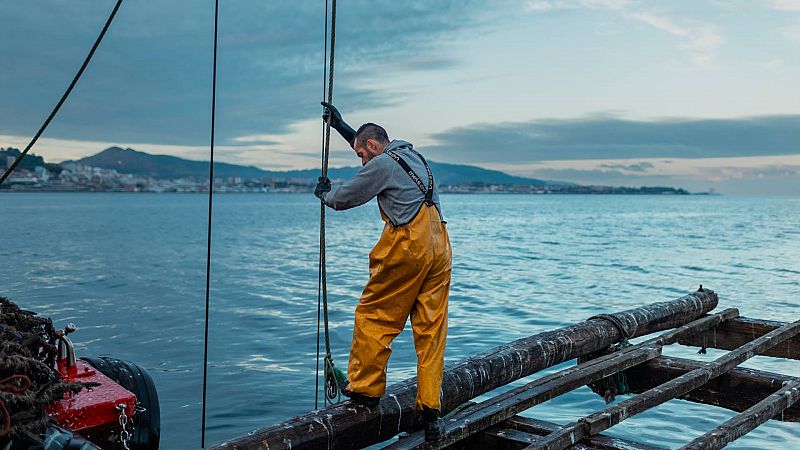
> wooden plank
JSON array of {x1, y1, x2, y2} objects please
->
[
  {"x1": 679, "y1": 379, "x2": 800, "y2": 450},
  {"x1": 212, "y1": 290, "x2": 718, "y2": 450},
  {"x1": 638, "y1": 308, "x2": 739, "y2": 346},
  {"x1": 382, "y1": 345, "x2": 661, "y2": 450},
  {"x1": 382, "y1": 309, "x2": 738, "y2": 450},
  {"x1": 501, "y1": 416, "x2": 665, "y2": 450},
  {"x1": 477, "y1": 428, "x2": 596, "y2": 450},
  {"x1": 626, "y1": 356, "x2": 800, "y2": 422},
  {"x1": 678, "y1": 316, "x2": 800, "y2": 361},
  {"x1": 465, "y1": 418, "x2": 665, "y2": 450},
  {"x1": 527, "y1": 319, "x2": 800, "y2": 450}
]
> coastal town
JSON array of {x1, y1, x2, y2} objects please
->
[{"x1": 1, "y1": 147, "x2": 691, "y2": 195}]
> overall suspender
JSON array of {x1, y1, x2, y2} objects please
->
[{"x1": 387, "y1": 149, "x2": 435, "y2": 206}]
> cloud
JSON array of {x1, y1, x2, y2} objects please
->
[
  {"x1": 0, "y1": 1, "x2": 482, "y2": 147},
  {"x1": 524, "y1": 1, "x2": 629, "y2": 12},
  {"x1": 768, "y1": 0, "x2": 800, "y2": 11},
  {"x1": 598, "y1": 161, "x2": 654, "y2": 172},
  {"x1": 625, "y1": 11, "x2": 721, "y2": 60},
  {"x1": 525, "y1": 1, "x2": 721, "y2": 67},
  {"x1": 230, "y1": 135, "x2": 283, "y2": 145},
  {"x1": 530, "y1": 167, "x2": 676, "y2": 185},
  {"x1": 703, "y1": 164, "x2": 800, "y2": 181},
  {"x1": 424, "y1": 115, "x2": 800, "y2": 164},
  {"x1": 782, "y1": 20, "x2": 800, "y2": 43},
  {"x1": 527, "y1": 163, "x2": 800, "y2": 195}
]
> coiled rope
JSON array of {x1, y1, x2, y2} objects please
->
[
  {"x1": 316, "y1": 0, "x2": 347, "y2": 409},
  {"x1": 578, "y1": 314, "x2": 633, "y2": 403},
  {"x1": 0, "y1": 297, "x2": 89, "y2": 441},
  {"x1": 0, "y1": 0, "x2": 124, "y2": 187}
]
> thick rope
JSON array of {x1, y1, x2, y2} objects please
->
[
  {"x1": 316, "y1": 0, "x2": 344, "y2": 408},
  {"x1": 0, "y1": 0, "x2": 124, "y2": 187},
  {"x1": 315, "y1": 0, "x2": 330, "y2": 410},
  {"x1": 1, "y1": 297, "x2": 88, "y2": 441},
  {"x1": 201, "y1": 0, "x2": 220, "y2": 448}
]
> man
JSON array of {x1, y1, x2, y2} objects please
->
[{"x1": 315, "y1": 102, "x2": 452, "y2": 441}]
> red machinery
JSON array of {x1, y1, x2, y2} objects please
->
[{"x1": 44, "y1": 324, "x2": 160, "y2": 450}]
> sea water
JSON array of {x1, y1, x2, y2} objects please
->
[{"x1": 1, "y1": 193, "x2": 798, "y2": 449}]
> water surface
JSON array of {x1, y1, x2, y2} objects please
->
[{"x1": 1, "y1": 193, "x2": 798, "y2": 449}]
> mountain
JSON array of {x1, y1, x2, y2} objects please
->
[
  {"x1": 69, "y1": 147, "x2": 268, "y2": 179},
  {"x1": 1, "y1": 147, "x2": 62, "y2": 174},
  {"x1": 70, "y1": 147, "x2": 550, "y2": 186}
]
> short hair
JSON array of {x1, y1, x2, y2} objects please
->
[{"x1": 354, "y1": 123, "x2": 389, "y2": 148}]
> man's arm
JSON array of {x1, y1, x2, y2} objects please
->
[
  {"x1": 322, "y1": 156, "x2": 394, "y2": 210},
  {"x1": 322, "y1": 102, "x2": 356, "y2": 147}
]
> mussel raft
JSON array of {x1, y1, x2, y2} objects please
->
[{"x1": 214, "y1": 287, "x2": 799, "y2": 450}]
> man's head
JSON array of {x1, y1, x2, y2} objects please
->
[{"x1": 353, "y1": 123, "x2": 389, "y2": 166}]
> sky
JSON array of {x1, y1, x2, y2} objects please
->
[{"x1": 2, "y1": 0, "x2": 800, "y2": 194}]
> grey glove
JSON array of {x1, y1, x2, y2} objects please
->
[{"x1": 321, "y1": 102, "x2": 356, "y2": 147}]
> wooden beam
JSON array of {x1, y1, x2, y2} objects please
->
[
  {"x1": 381, "y1": 309, "x2": 738, "y2": 450},
  {"x1": 476, "y1": 428, "x2": 646, "y2": 450},
  {"x1": 626, "y1": 356, "x2": 800, "y2": 422},
  {"x1": 679, "y1": 379, "x2": 800, "y2": 450},
  {"x1": 639, "y1": 308, "x2": 739, "y2": 346},
  {"x1": 456, "y1": 416, "x2": 665, "y2": 450},
  {"x1": 212, "y1": 290, "x2": 718, "y2": 450},
  {"x1": 383, "y1": 346, "x2": 661, "y2": 450},
  {"x1": 678, "y1": 316, "x2": 800, "y2": 361},
  {"x1": 499, "y1": 416, "x2": 665, "y2": 450},
  {"x1": 528, "y1": 319, "x2": 800, "y2": 450}
]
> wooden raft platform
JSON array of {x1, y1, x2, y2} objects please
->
[{"x1": 213, "y1": 288, "x2": 800, "y2": 450}]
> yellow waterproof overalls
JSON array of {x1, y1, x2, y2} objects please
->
[{"x1": 345, "y1": 150, "x2": 452, "y2": 411}]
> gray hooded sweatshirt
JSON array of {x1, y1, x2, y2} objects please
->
[{"x1": 321, "y1": 140, "x2": 444, "y2": 226}]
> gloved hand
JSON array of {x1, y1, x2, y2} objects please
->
[
  {"x1": 314, "y1": 176, "x2": 332, "y2": 200},
  {"x1": 321, "y1": 101, "x2": 356, "y2": 147}
]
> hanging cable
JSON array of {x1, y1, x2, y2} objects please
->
[
  {"x1": 316, "y1": 0, "x2": 345, "y2": 408},
  {"x1": 201, "y1": 0, "x2": 220, "y2": 448},
  {"x1": 315, "y1": 0, "x2": 330, "y2": 410},
  {"x1": 0, "y1": 0, "x2": 124, "y2": 187}
]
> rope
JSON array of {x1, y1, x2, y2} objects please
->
[
  {"x1": 314, "y1": 0, "x2": 330, "y2": 409},
  {"x1": 316, "y1": 0, "x2": 346, "y2": 408},
  {"x1": 201, "y1": 0, "x2": 220, "y2": 447},
  {"x1": 1, "y1": 297, "x2": 88, "y2": 440},
  {"x1": 589, "y1": 313, "x2": 632, "y2": 343},
  {"x1": 0, "y1": 0, "x2": 124, "y2": 187},
  {"x1": 578, "y1": 314, "x2": 633, "y2": 403}
]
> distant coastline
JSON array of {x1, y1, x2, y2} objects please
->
[
  {"x1": 0, "y1": 186, "x2": 694, "y2": 195},
  {"x1": 1, "y1": 146, "x2": 694, "y2": 195}
]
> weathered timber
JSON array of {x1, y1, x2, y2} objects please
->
[
  {"x1": 383, "y1": 346, "x2": 660, "y2": 450},
  {"x1": 382, "y1": 309, "x2": 738, "y2": 450},
  {"x1": 626, "y1": 356, "x2": 800, "y2": 422},
  {"x1": 464, "y1": 416, "x2": 666, "y2": 450},
  {"x1": 678, "y1": 316, "x2": 800, "y2": 361},
  {"x1": 497, "y1": 416, "x2": 664, "y2": 450},
  {"x1": 640, "y1": 308, "x2": 739, "y2": 346},
  {"x1": 529, "y1": 319, "x2": 800, "y2": 450},
  {"x1": 458, "y1": 416, "x2": 665, "y2": 450},
  {"x1": 679, "y1": 379, "x2": 800, "y2": 450},
  {"x1": 475, "y1": 427, "x2": 657, "y2": 450},
  {"x1": 212, "y1": 289, "x2": 718, "y2": 450}
]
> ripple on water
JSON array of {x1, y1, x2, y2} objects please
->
[{"x1": 2, "y1": 193, "x2": 799, "y2": 449}]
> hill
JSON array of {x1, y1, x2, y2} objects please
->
[
  {"x1": 70, "y1": 147, "x2": 550, "y2": 186},
  {"x1": 69, "y1": 147, "x2": 267, "y2": 179},
  {"x1": 1, "y1": 147, "x2": 62, "y2": 174}
]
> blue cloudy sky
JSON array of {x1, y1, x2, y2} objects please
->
[{"x1": 2, "y1": 0, "x2": 800, "y2": 194}]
